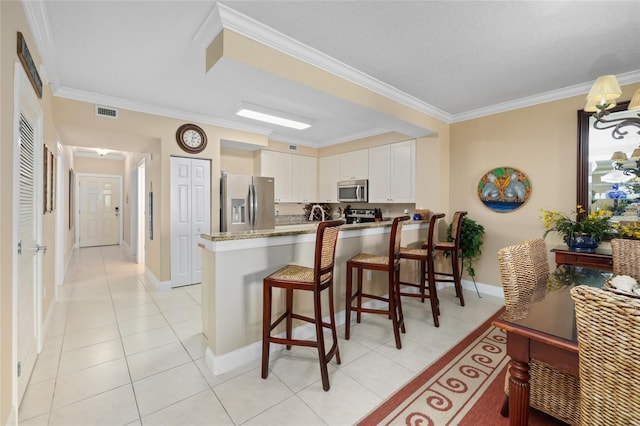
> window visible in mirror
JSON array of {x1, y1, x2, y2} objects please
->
[{"x1": 578, "y1": 101, "x2": 640, "y2": 219}]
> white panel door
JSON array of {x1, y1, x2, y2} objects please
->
[
  {"x1": 190, "y1": 159, "x2": 211, "y2": 284},
  {"x1": 171, "y1": 157, "x2": 211, "y2": 287},
  {"x1": 78, "y1": 176, "x2": 121, "y2": 247}
]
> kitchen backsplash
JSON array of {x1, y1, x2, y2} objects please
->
[{"x1": 275, "y1": 202, "x2": 423, "y2": 221}]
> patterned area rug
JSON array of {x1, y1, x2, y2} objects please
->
[{"x1": 358, "y1": 308, "x2": 508, "y2": 425}]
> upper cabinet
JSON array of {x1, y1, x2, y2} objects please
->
[
  {"x1": 368, "y1": 140, "x2": 415, "y2": 203},
  {"x1": 318, "y1": 155, "x2": 340, "y2": 203},
  {"x1": 256, "y1": 150, "x2": 317, "y2": 203},
  {"x1": 339, "y1": 149, "x2": 369, "y2": 180},
  {"x1": 291, "y1": 154, "x2": 317, "y2": 203}
]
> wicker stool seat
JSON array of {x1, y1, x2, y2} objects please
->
[
  {"x1": 433, "y1": 211, "x2": 467, "y2": 306},
  {"x1": 497, "y1": 238, "x2": 580, "y2": 425},
  {"x1": 399, "y1": 213, "x2": 445, "y2": 327},
  {"x1": 345, "y1": 216, "x2": 410, "y2": 349},
  {"x1": 261, "y1": 219, "x2": 345, "y2": 391}
]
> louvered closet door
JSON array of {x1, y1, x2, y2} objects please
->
[{"x1": 17, "y1": 111, "x2": 40, "y2": 401}]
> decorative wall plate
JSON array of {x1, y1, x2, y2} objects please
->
[{"x1": 478, "y1": 166, "x2": 531, "y2": 213}]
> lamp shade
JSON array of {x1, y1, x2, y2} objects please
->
[
  {"x1": 587, "y1": 75, "x2": 622, "y2": 104},
  {"x1": 629, "y1": 88, "x2": 640, "y2": 111},
  {"x1": 584, "y1": 97, "x2": 616, "y2": 112},
  {"x1": 631, "y1": 148, "x2": 640, "y2": 159},
  {"x1": 611, "y1": 151, "x2": 629, "y2": 161}
]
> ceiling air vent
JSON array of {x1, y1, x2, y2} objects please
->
[
  {"x1": 288, "y1": 144, "x2": 298, "y2": 152},
  {"x1": 95, "y1": 105, "x2": 118, "y2": 119}
]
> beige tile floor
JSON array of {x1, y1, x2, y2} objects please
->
[{"x1": 18, "y1": 245, "x2": 503, "y2": 426}]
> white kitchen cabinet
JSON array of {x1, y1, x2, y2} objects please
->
[
  {"x1": 319, "y1": 155, "x2": 340, "y2": 202},
  {"x1": 257, "y1": 150, "x2": 317, "y2": 203},
  {"x1": 256, "y1": 150, "x2": 291, "y2": 202},
  {"x1": 339, "y1": 149, "x2": 368, "y2": 180},
  {"x1": 368, "y1": 140, "x2": 415, "y2": 203},
  {"x1": 291, "y1": 154, "x2": 317, "y2": 203}
]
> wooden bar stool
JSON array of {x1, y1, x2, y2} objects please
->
[
  {"x1": 345, "y1": 215, "x2": 410, "y2": 349},
  {"x1": 399, "y1": 213, "x2": 445, "y2": 327},
  {"x1": 261, "y1": 219, "x2": 345, "y2": 391},
  {"x1": 434, "y1": 211, "x2": 467, "y2": 306}
]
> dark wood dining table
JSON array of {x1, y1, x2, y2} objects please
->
[{"x1": 492, "y1": 265, "x2": 607, "y2": 426}]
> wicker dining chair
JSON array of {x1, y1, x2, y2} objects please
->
[
  {"x1": 611, "y1": 238, "x2": 640, "y2": 279},
  {"x1": 261, "y1": 219, "x2": 345, "y2": 391},
  {"x1": 571, "y1": 285, "x2": 640, "y2": 426},
  {"x1": 497, "y1": 238, "x2": 580, "y2": 425}
]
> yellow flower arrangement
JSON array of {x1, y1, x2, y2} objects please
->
[
  {"x1": 613, "y1": 221, "x2": 640, "y2": 239},
  {"x1": 540, "y1": 205, "x2": 613, "y2": 241}
]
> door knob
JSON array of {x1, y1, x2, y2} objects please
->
[{"x1": 35, "y1": 244, "x2": 47, "y2": 254}]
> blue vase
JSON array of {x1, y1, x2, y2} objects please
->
[{"x1": 564, "y1": 234, "x2": 599, "y2": 252}]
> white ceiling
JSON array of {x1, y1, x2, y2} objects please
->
[{"x1": 24, "y1": 0, "x2": 640, "y2": 149}]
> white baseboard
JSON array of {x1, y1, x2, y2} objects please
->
[
  {"x1": 122, "y1": 240, "x2": 131, "y2": 256},
  {"x1": 144, "y1": 267, "x2": 172, "y2": 291},
  {"x1": 5, "y1": 406, "x2": 16, "y2": 426},
  {"x1": 460, "y1": 279, "x2": 505, "y2": 300},
  {"x1": 39, "y1": 296, "x2": 57, "y2": 351}
]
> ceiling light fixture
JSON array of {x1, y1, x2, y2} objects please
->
[
  {"x1": 235, "y1": 102, "x2": 312, "y2": 130},
  {"x1": 584, "y1": 75, "x2": 640, "y2": 139},
  {"x1": 610, "y1": 148, "x2": 640, "y2": 176}
]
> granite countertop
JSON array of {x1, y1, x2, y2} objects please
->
[{"x1": 201, "y1": 218, "x2": 428, "y2": 242}]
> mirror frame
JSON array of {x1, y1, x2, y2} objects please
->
[{"x1": 577, "y1": 101, "x2": 631, "y2": 217}]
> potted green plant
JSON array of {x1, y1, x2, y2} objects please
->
[
  {"x1": 540, "y1": 205, "x2": 612, "y2": 251},
  {"x1": 447, "y1": 216, "x2": 485, "y2": 278}
]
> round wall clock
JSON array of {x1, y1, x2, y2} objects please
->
[
  {"x1": 176, "y1": 123, "x2": 207, "y2": 154},
  {"x1": 478, "y1": 166, "x2": 531, "y2": 213}
]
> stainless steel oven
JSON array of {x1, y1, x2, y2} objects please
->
[{"x1": 337, "y1": 179, "x2": 368, "y2": 203}]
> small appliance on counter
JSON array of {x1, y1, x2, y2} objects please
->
[
  {"x1": 344, "y1": 208, "x2": 377, "y2": 224},
  {"x1": 220, "y1": 173, "x2": 275, "y2": 232}
]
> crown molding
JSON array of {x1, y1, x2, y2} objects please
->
[
  {"x1": 215, "y1": 3, "x2": 452, "y2": 124},
  {"x1": 54, "y1": 86, "x2": 274, "y2": 136},
  {"x1": 452, "y1": 70, "x2": 640, "y2": 123},
  {"x1": 21, "y1": 0, "x2": 60, "y2": 91},
  {"x1": 192, "y1": 3, "x2": 224, "y2": 49}
]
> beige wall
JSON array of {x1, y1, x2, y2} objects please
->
[
  {"x1": 220, "y1": 147, "x2": 255, "y2": 175},
  {"x1": 73, "y1": 156, "x2": 125, "y2": 176},
  {"x1": 449, "y1": 83, "x2": 638, "y2": 288},
  {"x1": 1, "y1": 2, "x2": 57, "y2": 422}
]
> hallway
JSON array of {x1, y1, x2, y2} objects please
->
[{"x1": 18, "y1": 246, "x2": 503, "y2": 425}]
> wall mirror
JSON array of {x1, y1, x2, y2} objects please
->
[{"x1": 578, "y1": 101, "x2": 640, "y2": 218}]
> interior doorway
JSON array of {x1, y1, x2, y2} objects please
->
[{"x1": 137, "y1": 160, "x2": 146, "y2": 264}]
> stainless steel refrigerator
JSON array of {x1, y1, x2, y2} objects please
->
[{"x1": 220, "y1": 173, "x2": 275, "y2": 232}]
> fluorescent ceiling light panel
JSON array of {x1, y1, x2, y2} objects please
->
[{"x1": 236, "y1": 102, "x2": 312, "y2": 130}]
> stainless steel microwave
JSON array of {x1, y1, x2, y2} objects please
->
[{"x1": 337, "y1": 179, "x2": 368, "y2": 203}]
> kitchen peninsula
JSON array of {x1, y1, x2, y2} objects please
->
[{"x1": 199, "y1": 219, "x2": 429, "y2": 375}]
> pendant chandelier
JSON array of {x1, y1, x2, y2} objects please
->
[{"x1": 584, "y1": 75, "x2": 640, "y2": 140}]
